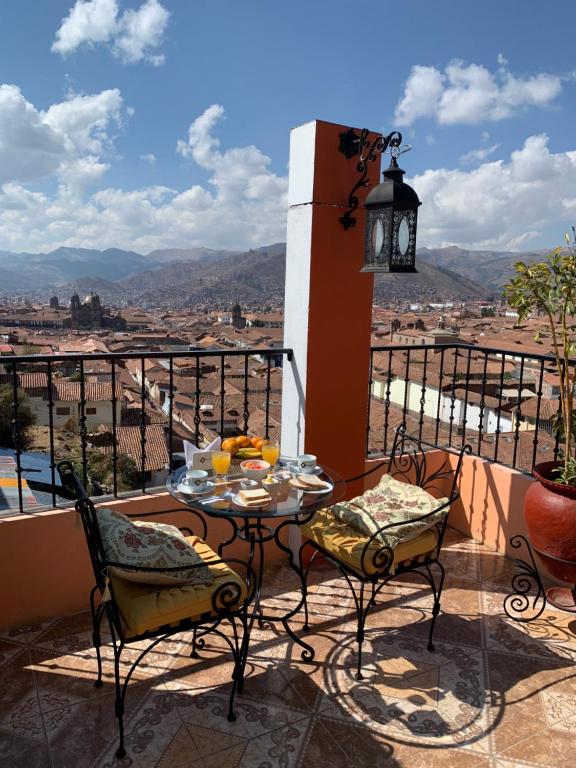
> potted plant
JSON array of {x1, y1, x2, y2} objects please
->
[{"x1": 504, "y1": 232, "x2": 576, "y2": 611}]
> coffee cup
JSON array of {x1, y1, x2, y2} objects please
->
[
  {"x1": 184, "y1": 469, "x2": 209, "y2": 490},
  {"x1": 297, "y1": 454, "x2": 317, "y2": 473}
]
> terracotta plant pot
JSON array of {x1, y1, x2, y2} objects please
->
[{"x1": 524, "y1": 461, "x2": 576, "y2": 583}]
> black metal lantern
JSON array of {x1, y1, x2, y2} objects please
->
[
  {"x1": 363, "y1": 155, "x2": 420, "y2": 273},
  {"x1": 338, "y1": 128, "x2": 421, "y2": 273}
]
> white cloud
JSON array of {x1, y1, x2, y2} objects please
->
[
  {"x1": 395, "y1": 59, "x2": 564, "y2": 126},
  {"x1": 0, "y1": 104, "x2": 288, "y2": 252},
  {"x1": 4, "y1": 99, "x2": 573, "y2": 255},
  {"x1": 0, "y1": 84, "x2": 124, "y2": 191},
  {"x1": 414, "y1": 134, "x2": 576, "y2": 249},
  {"x1": 140, "y1": 153, "x2": 156, "y2": 164},
  {"x1": 52, "y1": 0, "x2": 169, "y2": 65},
  {"x1": 459, "y1": 142, "x2": 501, "y2": 165}
]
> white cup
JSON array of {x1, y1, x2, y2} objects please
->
[
  {"x1": 297, "y1": 454, "x2": 317, "y2": 473},
  {"x1": 185, "y1": 469, "x2": 209, "y2": 490}
]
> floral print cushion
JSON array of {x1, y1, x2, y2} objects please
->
[
  {"x1": 330, "y1": 474, "x2": 449, "y2": 548},
  {"x1": 97, "y1": 508, "x2": 213, "y2": 586}
]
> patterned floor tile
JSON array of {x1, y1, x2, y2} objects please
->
[{"x1": 1, "y1": 532, "x2": 576, "y2": 767}]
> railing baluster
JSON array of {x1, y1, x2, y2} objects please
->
[
  {"x1": 383, "y1": 349, "x2": 393, "y2": 454},
  {"x1": 242, "y1": 353, "x2": 250, "y2": 435},
  {"x1": 79, "y1": 359, "x2": 88, "y2": 490},
  {"x1": 477, "y1": 351, "x2": 488, "y2": 456},
  {"x1": 512, "y1": 357, "x2": 525, "y2": 469},
  {"x1": 46, "y1": 360, "x2": 56, "y2": 507},
  {"x1": 11, "y1": 362, "x2": 23, "y2": 514},
  {"x1": 366, "y1": 348, "x2": 374, "y2": 455},
  {"x1": 493, "y1": 354, "x2": 507, "y2": 465},
  {"x1": 531, "y1": 359, "x2": 545, "y2": 472},
  {"x1": 553, "y1": 361, "x2": 563, "y2": 463},
  {"x1": 140, "y1": 357, "x2": 147, "y2": 493},
  {"x1": 264, "y1": 354, "x2": 272, "y2": 439},
  {"x1": 402, "y1": 348, "x2": 411, "y2": 427},
  {"x1": 220, "y1": 354, "x2": 225, "y2": 438},
  {"x1": 418, "y1": 347, "x2": 428, "y2": 442},
  {"x1": 435, "y1": 346, "x2": 445, "y2": 444},
  {"x1": 194, "y1": 354, "x2": 201, "y2": 446},
  {"x1": 460, "y1": 347, "x2": 473, "y2": 447},
  {"x1": 111, "y1": 359, "x2": 118, "y2": 497},
  {"x1": 448, "y1": 348, "x2": 459, "y2": 445},
  {"x1": 168, "y1": 357, "x2": 174, "y2": 473}
]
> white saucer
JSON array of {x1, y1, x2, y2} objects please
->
[
  {"x1": 230, "y1": 492, "x2": 272, "y2": 509},
  {"x1": 287, "y1": 463, "x2": 323, "y2": 476},
  {"x1": 177, "y1": 480, "x2": 216, "y2": 496}
]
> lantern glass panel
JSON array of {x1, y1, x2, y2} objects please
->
[
  {"x1": 371, "y1": 219, "x2": 384, "y2": 256},
  {"x1": 398, "y1": 217, "x2": 410, "y2": 255},
  {"x1": 390, "y1": 209, "x2": 418, "y2": 272},
  {"x1": 363, "y1": 207, "x2": 393, "y2": 271}
]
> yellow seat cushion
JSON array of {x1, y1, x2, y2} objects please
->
[
  {"x1": 109, "y1": 536, "x2": 247, "y2": 637},
  {"x1": 301, "y1": 508, "x2": 438, "y2": 577}
]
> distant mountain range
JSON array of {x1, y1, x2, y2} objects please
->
[
  {"x1": 417, "y1": 246, "x2": 547, "y2": 292},
  {"x1": 0, "y1": 242, "x2": 552, "y2": 305}
]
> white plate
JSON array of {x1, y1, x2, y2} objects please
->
[
  {"x1": 177, "y1": 480, "x2": 216, "y2": 496},
  {"x1": 230, "y1": 492, "x2": 272, "y2": 509},
  {"x1": 289, "y1": 478, "x2": 334, "y2": 495},
  {"x1": 287, "y1": 463, "x2": 323, "y2": 476}
]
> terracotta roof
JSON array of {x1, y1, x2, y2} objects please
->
[
  {"x1": 49, "y1": 381, "x2": 124, "y2": 402},
  {"x1": 98, "y1": 425, "x2": 169, "y2": 471}
]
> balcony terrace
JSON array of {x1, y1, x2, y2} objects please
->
[{"x1": 1, "y1": 119, "x2": 575, "y2": 766}]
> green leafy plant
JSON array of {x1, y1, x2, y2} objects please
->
[
  {"x1": 504, "y1": 233, "x2": 576, "y2": 484},
  {"x1": 0, "y1": 385, "x2": 36, "y2": 450}
]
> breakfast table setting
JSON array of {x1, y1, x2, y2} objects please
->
[{"x1": 166, "y1": 436, "x2": 346, "y2": 659}]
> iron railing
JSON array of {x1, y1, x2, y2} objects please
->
[
  {"x1": 368, "y1": 343, "x2": 568, "y2": 474},
  {"x1": 1, "y1": 347, "x2": 292, "y2": 514}
]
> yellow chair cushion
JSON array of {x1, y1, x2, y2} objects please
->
[
  {"x1": 301, "y1": 508, "x2": 438, "y2": 577},
  {"x1": 109, "y1": 536, "x2": 247, "y2": 637}
]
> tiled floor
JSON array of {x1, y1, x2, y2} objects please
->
[{"x1": 1, "y1": 529, "x2": 576, "y2": 767}]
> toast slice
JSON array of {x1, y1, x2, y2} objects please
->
[{"x1": 238, "y1": 488, "x2": 271, "y2": 506}]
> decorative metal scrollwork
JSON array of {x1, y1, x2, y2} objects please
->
[
  {"x1": 503, "y1": 535, "x2": 547, "y2": 622},
  {"x1": 338, "y1": 127, "x2": 403, "y2": 230}
]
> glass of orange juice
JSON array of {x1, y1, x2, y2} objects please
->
[
  {"x1": 261, "y1": 439, "x2": 280, "y2": 471},
  {"x1": 212, "y1": 450, "x2": 231, "y2": 481}
]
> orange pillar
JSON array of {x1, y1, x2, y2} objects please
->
[{"x1": 282, "y1": 120, "x2": 380, "y2": 496}]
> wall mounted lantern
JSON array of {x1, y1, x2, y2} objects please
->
[{"x1": 339, "y1": 128, "x2": 421, "y2": 273}]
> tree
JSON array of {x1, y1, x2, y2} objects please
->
[
  {"x1": 0, "y1": 385, "x2": 36, "y2": 450},
  {"x1": 504, "y1": 234, "x2": 576, "y2": 484},
  {"x1": 67, "y1": 449, "x2": 139, "y2": 494}
]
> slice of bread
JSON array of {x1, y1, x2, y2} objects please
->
[
  {"x1": 296, "y1": 474, "x2": 327, "y2": 488},
  {"x1": 238, "y1": 488, "x2": 271, "y2": 505}
]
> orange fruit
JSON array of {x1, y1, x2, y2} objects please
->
[
  {"x1": 253, "y1": 437, "x2": 264, "y2": 451},
  {"x1": 221, "y1": 438, "x2": 238, "y2": 455},
  {"x1": 236, "y1": 435, "x2": 251, "y2": 448},
  {"x1": 250, "y1": 436, "x2": 262, "y2": 448}
]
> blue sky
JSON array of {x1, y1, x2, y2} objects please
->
[{"x1": 0, "y1": 0, "x2": 574, "y2": 253}]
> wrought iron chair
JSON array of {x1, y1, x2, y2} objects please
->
[
  {"x1": 57, "y1": 461, "x2": 255, "y2": 759},
  {"x1": 298, "y1": 425, "x2": 470, "y2": 679}
]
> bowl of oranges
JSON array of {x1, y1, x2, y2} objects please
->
[{"x1": 221, "y1": 434, "x2": 264, "y2": 460}]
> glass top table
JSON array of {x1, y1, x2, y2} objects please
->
[
  {"x1": 166, "y1": 462, "x2": 346, "y2": 662},
  {"x1": 166, "y1": 463, "x2": 346, "y2": 520}
]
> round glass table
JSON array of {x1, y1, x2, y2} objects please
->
[{"x1": 167, "y1": 463, "x2": 346, "y2": 660}]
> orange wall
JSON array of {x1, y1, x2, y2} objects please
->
[{"x1": 0, "y1": 493, "x2": 283, "y2": 631}]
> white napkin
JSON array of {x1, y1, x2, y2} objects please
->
[{"x1": 184, "y1": 436, "x2": 221, "y2": 468}]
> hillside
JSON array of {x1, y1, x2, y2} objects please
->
[{"x1": 418, "y1": 246, "x2": 546, "y2": 292}]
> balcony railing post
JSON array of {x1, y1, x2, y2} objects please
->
[
  {"x1": 10, "y1": 362, "x2": 23, "y2": 514},
  {"x1": 264, "y1": 355, "x2": 272, "y2": 440},
  {"x1": 140, "y1": 357, "x2": 147, "y2": 493},
  {"x1": 512, "y1": 357, "x2": 525, "y2": 469},
  {"x1": 79, "y1": 359, "x2": 88, "y2": 490},
  {"x1": 111, "y1": 359, "x2": 118, "y2": 497},
  {"x1": 531, "y1": 360, "x2": 545, "y2": 472},
  {"x1": 383, "y1": 349, "x2": 393, "y2": 454},
  {"x1": 47, "y1": 360, "x2": 57, "y2": 507}
]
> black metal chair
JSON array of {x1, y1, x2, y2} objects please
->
[
  {"x1": 57, "y1": 460, "x2": 255, "y2": 759},
  {"x1": 298, "y1": 426, "x2": 470, "y2": 679}
]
